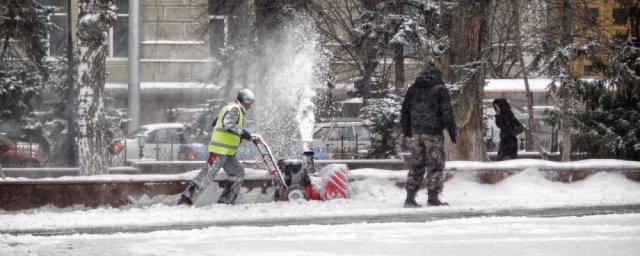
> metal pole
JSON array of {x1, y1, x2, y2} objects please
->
[
  {"x1": 66, "y1": 0, "x2": 77, "y2": 167},
  {"x1": 355, "y1": 131, "x2": 358, "y2": 159},
  {"x1": 155, "y1": 132, "x2": 159, "y2": 160},
  {"x1": 124, "y1": 139, "x2": 127, "y2": 163},
  {"x1": 127, "y1": 0, "x2": 141, "y2": 135},
  {"x1": 170, "y1": 135, "x2": 174, "y2": 161},
  {"x1": 341, "y1": 133, "x2": 344, "y2": 159}
]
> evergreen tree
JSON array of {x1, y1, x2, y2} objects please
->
[
  {"x1": 361, "y1": 86, "x2": 402, "y2": 158},
  {"x1": 574, "y1": 38, "x2": 640, "y2": 160},
  {"x1": 0, "y1": 0, "x2": 53, "y2": 154}
]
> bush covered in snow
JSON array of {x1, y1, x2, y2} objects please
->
[
  {"x1": 361, "y1": 87, "x2": 402, "y2": 158},
  {"x1": 573, "y1": 39, "x2": 640, "y2": 160}
]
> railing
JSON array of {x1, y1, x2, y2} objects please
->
[
  {"x1": 110, "y1": 134, "x2": 207, "y2": 167},
  {"x1": 0, "y1": 140, "x2": 44, "y2": 168},
  {"x1": 318, "y1": 132, "x2": 368, "y2": 160}
]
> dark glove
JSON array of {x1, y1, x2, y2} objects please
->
[
  {"x1": 241, "y1": 129, "x2": 252, "y2": 140},
  {"x1": 449, "y1": 128, "x2": 458, "y2": 144}
]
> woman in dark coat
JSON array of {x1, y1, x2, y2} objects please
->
[{"x1": 493, "y1": 99, "x2": 523, "y2": 160}]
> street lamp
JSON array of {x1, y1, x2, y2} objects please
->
[{"x1": 136, "y1": 134, "x2": 148, "y2": 158}]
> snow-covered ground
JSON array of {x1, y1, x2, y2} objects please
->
[
  {"x1": 2, "y1": 214, "x2": 639, "y2": 255},
  {"x1": 1, "y1": 167, "x2": 639, "y2": 255},
  {"x1": 1, "y1": 168, "x2": 640, "y2": 232}
]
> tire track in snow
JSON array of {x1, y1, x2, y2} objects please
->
[{"x1": 4, "y1": 204, "x2": 640, "y2": 236}]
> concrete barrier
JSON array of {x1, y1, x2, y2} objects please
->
[
  {"x1": 1, "y1": 167, "x2": 140, "y2": 179},
  {"x1": 1, "y1": 159, "x2": 638, "y2": 211},
  {"x1": 0, "y1": 175, "x2": 272, "y2": 211}
]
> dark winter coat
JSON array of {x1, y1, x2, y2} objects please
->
[
  {"x1": 401, "y1": 69, "x2": 458, "y2": 141},
  {"x1": 493, "y1": 99, "x2": 522, "y2": 160}
]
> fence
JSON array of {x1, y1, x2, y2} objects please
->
[
  {"x1": 0, "y1": 140, "x2": 45, "y2": 168},
  {"x1": 110, "y1": 133, "x2": 207, "y2": 167},
  {"x1": 314, "y1": 132, "x2": 370, "y2": 160}
]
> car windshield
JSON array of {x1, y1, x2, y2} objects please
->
[
  {"x1": 127, "y1": 127, "x2": 149, "y2": 139},
  {"x1": 313, "y1": 127, "x2": 331, "y2": 140}
]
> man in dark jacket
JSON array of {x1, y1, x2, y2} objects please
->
[{"x1": 401, "y1": 67, "x2": 458, "y2": 207}]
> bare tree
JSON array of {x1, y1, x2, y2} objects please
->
[
  {"x1": 306, "y1": 0, "x2": 430, "y2": 101},
  {"x1": 442, "y1": 0, "x2": 490, "y2": 161},
  {"x1": 511, "y1": 0, "x2": 549, "y2": 158},
  {"x1": 76, "y1": 0, "x2": 117, "y2": 175}
]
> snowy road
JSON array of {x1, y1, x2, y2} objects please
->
[
  {"x1": 2, "y1": 214, "x2": 640, "y2": 256},
  {"x1": 2, "y1": 168, "x2": 640, "y2": 255},
  {"x1": 3, "y1": 204, "x2": 640, "y2": 236}
]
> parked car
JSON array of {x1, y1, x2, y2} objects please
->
[
  {"x1": 0, "y1": 134, "x2": 45, "y2": 167},
  {"x1": 114, "y1": 123, "x2": 208, "y2": 161},
  {"x1": 306, "y1": 121, "x2": 374, "y2": 159}
]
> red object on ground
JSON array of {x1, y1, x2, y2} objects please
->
[
  {"x1": 303, "y1": 165, "x2": 349, "y2": 201},
  {"x1": 0, "y1": 134, "x2": 45, "y2": 167}
]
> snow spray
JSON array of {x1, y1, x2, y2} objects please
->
[{"x1": 252, "y1": 12, "x2": 329, "y2": 158}]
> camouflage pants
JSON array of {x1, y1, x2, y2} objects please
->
[
  {"x1": 181, "y1": 153, "x2": 245, "y2": 205},
  {"x1": 406, "y1": 134, "x2": 445, "y2": 193}
]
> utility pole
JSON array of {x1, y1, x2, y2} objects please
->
[
  {"x1": 127, "y1": 0, "x2": 141, "y2": 135},
  {"x1": 66, "y1": 0, "x2": 77, "y2": 167}
]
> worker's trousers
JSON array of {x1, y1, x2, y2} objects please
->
[{"x1": 181, "y1": 153, "x2": 245, "y2": 204}]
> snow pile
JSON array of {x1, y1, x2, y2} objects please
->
[{"x1": 1, "y1": 168, "x2": 639, "y2": 232}]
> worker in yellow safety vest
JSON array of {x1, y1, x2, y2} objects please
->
[{"x1": 178, "y1": 89, "x2": 260, "y2": 205}]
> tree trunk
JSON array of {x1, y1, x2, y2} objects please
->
[
  {"x1": 443, "y1": 1, "x2": 490, "y2": 161},
  {"x1": 393, "y1": 46, "x2": 405, "y2": 96},
  {"x1": 392, "y1": 0, "x2": 404, "y2": 96},
  {"x1": 65, "y1": 0, "x2": 77, "y2": 167},
  {"x1": 560, "y1": 96, "x2": 572, "y2": 161},
  {"x1": 360, "y1": 0, "x2": 380, "y2": 105},
  {"x1": 511, "y1": 0, "x2": 548, "y2": 159},
  {"x1": 559, "y1": 0, "x2": 573, "y2": 162},
  {"x1": 76, "y1": 0, "x2": 116, "y2": 175}
]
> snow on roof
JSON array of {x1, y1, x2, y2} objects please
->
[
  {"x1": 484, "y1": 79, "x2": 553, "y2": 93},
  {"x1": 106, "y1": 82, "x2": 221, "y2": 90},
  {"x1": 485, "y1": 78, "x2": 596, "y2": 93},
  {"x1": 140, "y1": 123, "x2": 186, "y2": 130},
  {"x1": 141, "y1": 40, "x2": 206, "y2": 45}
]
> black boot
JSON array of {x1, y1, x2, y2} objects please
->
[
  {"x1": 177, "y1": 183, "x2": 198, "y2": 206},
  {"x1": 404, "y1": 190, "x2": 422, "y2": 208},
  {"x1": 177, "y1": 194, "x2": 193, "y2": 206},
  {"x1": 427, "y1": 189, "x2": 448, "y2": 206}
]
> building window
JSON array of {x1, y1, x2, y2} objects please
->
[
  {"x1": 109, "y1": 0, "x2": 129, "y2": 58},
  {"x1": 208, "y1": 16, "x2": 227, "y2": 56},
  {"x1": 40, "y1": 0, "x2": 69, "y2": 57},
  {"x1": 613, "y1": 8, "x2": 630, "y2": 25},
  {"x1": 208, "y1": 0, "x2": 229, "y2": 57}
]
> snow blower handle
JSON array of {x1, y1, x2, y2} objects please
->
[
  {"x1": 251, "y1": 134, "x2": 263, "y2": 145},
  {"x1": 253, "y1": 134, "x2": 287, "y2": 190}
]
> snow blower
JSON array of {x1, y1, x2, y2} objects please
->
[{"x1": 254, "y1": 136, "x2": 348, "y2": 202}]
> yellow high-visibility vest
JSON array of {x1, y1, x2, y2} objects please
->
[{"x1": 208, "y1": 102, "x2": 245, "y2": 155}]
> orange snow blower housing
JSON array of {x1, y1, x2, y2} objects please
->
[{"x1": 254, "y1": 138, "x2": 348, "y2": 202}]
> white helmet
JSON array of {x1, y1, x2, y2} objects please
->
[{"x1": 237, "y1": 88, "x2": 255, "y2": 103}]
